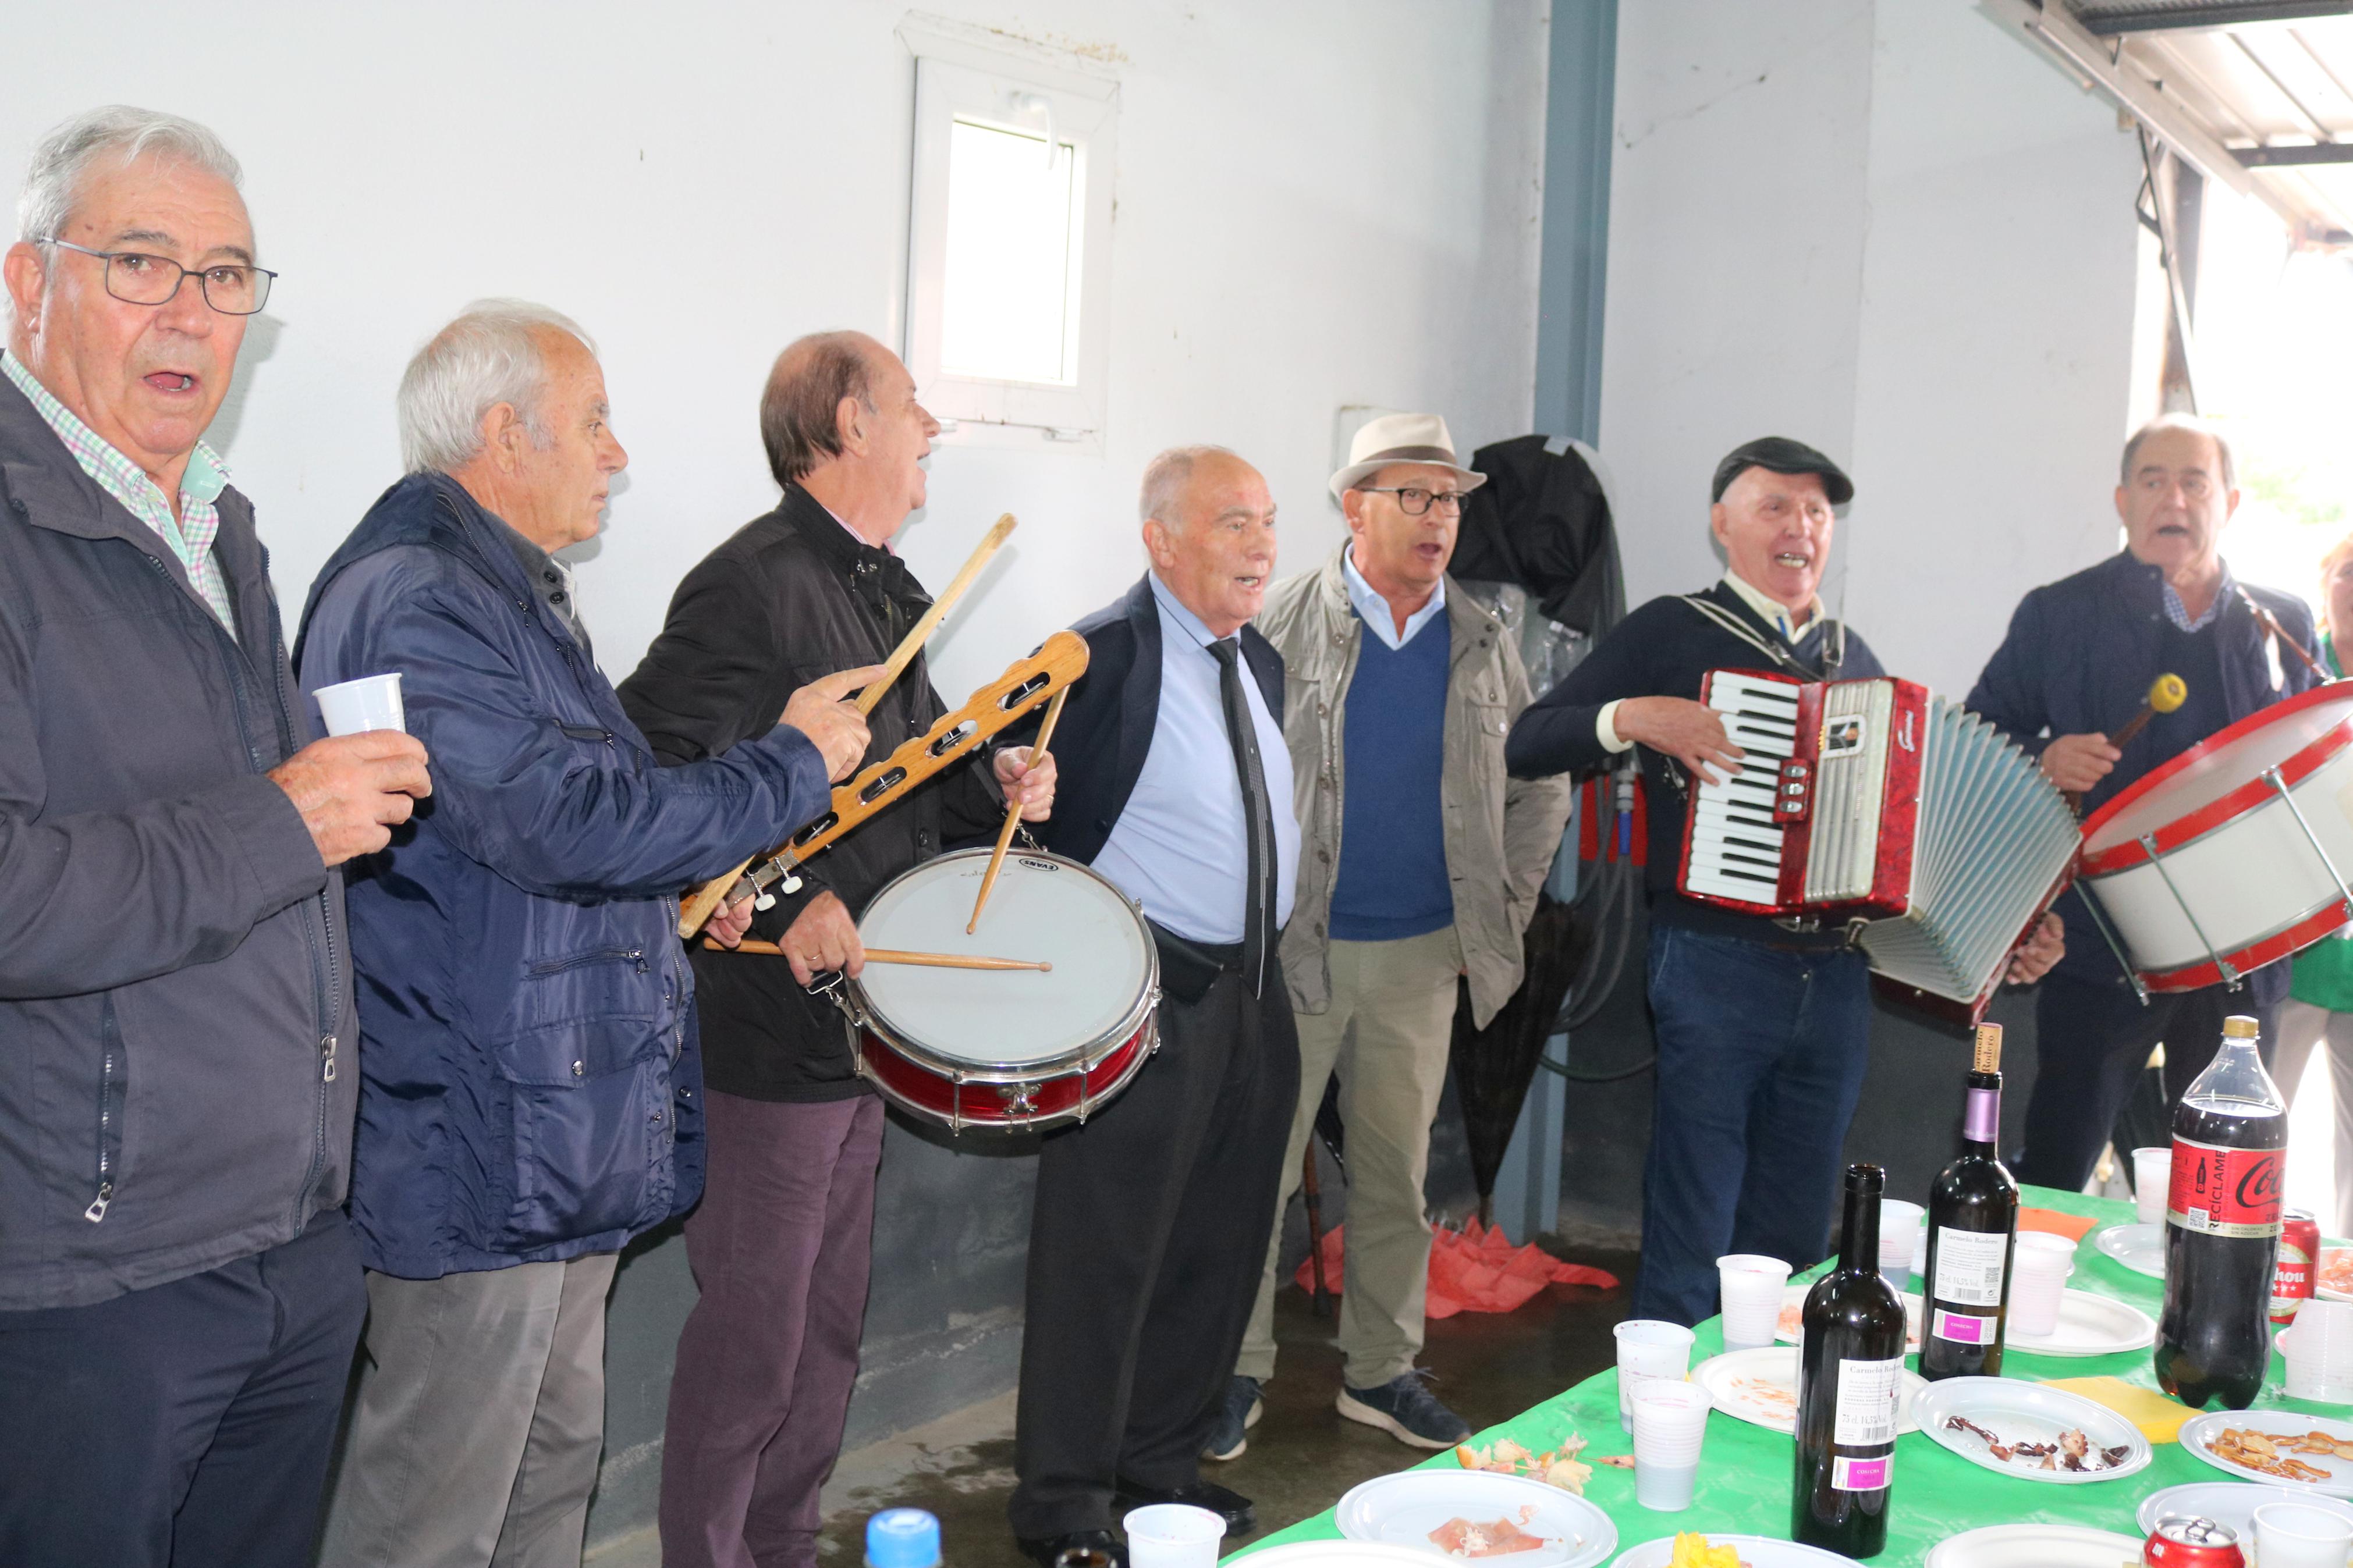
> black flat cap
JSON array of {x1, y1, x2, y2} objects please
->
[{"x1": 1710, "y1": 436, "x2": 1854, "y2": 506}]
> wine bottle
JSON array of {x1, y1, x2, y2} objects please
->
[
  {"x1": 1918, "y1": 1023, "x2": 2020, "y2": 1381},
  {"x1": 1793, "y1": 1164, "x2": 1905, "y2": 1559}
]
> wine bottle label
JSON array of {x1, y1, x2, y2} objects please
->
[
  {"x1": 1830, "y1": 1453, "x2": 1891, "y2": 1493},
  {"x1": 1931, "y1": 1226, "x2": 2008, "y2": 1307},
  {"x1": 1833, "y1": 1356, "x2": 1903, "y2": 1446},
  {"x1": 2167, "y1": 1136, "x2": 2284, "y2": 1239},
  {"x1": 1931, "y1": 1307, "x2": 1997, "y2": 1345}
]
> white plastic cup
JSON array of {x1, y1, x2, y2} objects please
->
[
  {"x1": 2252, "y1": 1501, "x2": 2353, "y2": 1568},
  {"x1": 2131, "y1": 1146, "x2": 2171, "y2": 1225},
  {"x1": 1124, "y1": 1504, "x2": 1226, "y2": 1568},
  {"x1": 2284, "y1": 1299, "x2": 2353, "y2": 1401},
  {"x1": 314, "y1": 673, "x2": 406, "y2": 737},
  {"x1": 1630, "y1": 1381, "x2": 1710, "y2": 1511},
  {"x1": 1613, "y1": 1319, "x2": 1697, "y2": 1432},
  {"x1": 1878, "y1": 1201, "x2": 1923, "y2": 1292},
  {"x1": 2009, "y1": 1232, "x2": 2077, "y2": 1337},
  {"x1": 1716, "y1": 1254, "x2": 1793, "y2": 1353}
]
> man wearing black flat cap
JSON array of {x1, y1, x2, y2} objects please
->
[{"x1": 1504, "y1": 438, "x2": 2060, "y2": 1325}]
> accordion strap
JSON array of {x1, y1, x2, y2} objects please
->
[{"x1": 1678, "y1": 593, "x2": 1846, "y2": 681}]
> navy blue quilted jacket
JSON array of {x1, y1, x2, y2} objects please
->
[{"x1": 296, "y1": 473, "x2": 830, "y2": 1277}]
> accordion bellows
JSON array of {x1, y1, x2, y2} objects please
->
[{"x1": 1680, "y1": 670, "x2": 2078, "y2": 1014}]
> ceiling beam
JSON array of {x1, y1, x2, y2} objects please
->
[
  {"x1": 2234, "y1": 140, "x2": 2353, "y2": 162},
  {"x1": 2074, "y1": 2, "x2": 2353, "y2": 35}
]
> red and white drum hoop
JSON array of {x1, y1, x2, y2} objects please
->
[
  {"x1": 2078, "y1": 682, "x2": 2353, "y2": 994},
  {"x1": 834, "y1": 847, "x2": 1159, "y2": 1132}
]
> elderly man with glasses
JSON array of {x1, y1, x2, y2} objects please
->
[
  {"x1": 0, "y1": 107, "x2": 432, "y2": 1566},
  {"x1": 1211, "y1": 415, "x2": 1571, "y2": 1459}
]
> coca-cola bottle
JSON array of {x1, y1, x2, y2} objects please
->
[{"x1": 2156, "y1": 1014, "x2": 2287, "y2": 1410}]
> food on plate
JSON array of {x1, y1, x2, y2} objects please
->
[
  {"x1": 2320, "y1": 1247, "x2": 2353, "y2": 1296},
  {"x1": 1667, "y1": 1533, "x2": 1748, "y2": 1568},
  {"x1": 1723, "y1": 1375, "x2": 1796, "y2": 1421},
  {"x1": 1593, "y1": 1454, "x2": 1636, "y2": 1469},
  {"x1": 1940, "y1": 1415, "x2": 2132, "y2": 1472},
  {"x1": 1452, "y1": 1433, "x2": 1593, "y2": 1494},
  {"x1": 1427, "y1": 1506, "x2": 1552, "y2": 1558},
  {"x1": 2211, "y1": 1425, "x2": 2347, "y2": 1481}
]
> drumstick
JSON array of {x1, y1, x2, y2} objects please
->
[
  {"x1": 677, "y1": 513, "x2": 1017, "y2": 937},
  {"x1": 2064, "y1": 673, "x2": 2185, "y2": 812},
  {"x1": 709, "y1": 937, "x2": 1050, "y2": 972},
  {"x1": 967, "y1": 686, "x2": 1069, "y2": 934},
  {"x1": 856, "y1": 513, "x2": 1017, "y2": 717}
]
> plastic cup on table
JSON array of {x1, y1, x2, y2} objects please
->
[
  {"x1": 1613, "y1": 1319, "x2": 1696, "y2": 1433},
  {"x1": 1716, "y1": 1254, "x2": 1793, "y2": 1353},
  {"x1": 1878, "y1": 1200, "x2": 1923, "y2": 1292},
  {"x1": 2284, "y1": 1299, "x2": 2353, "y2": 1401},
  {"x1": 1629, "y1": 1380, "x2": 1710, "y2": 1512},
  {"x1": 314, "y1": 672, "x2": 406, "y2": 736},
  {"x1": 2008, "y1": 1231, "x2": 2077, "y2": 1337},
  {"x1": 2131, "y1": 1146, "x2": 2172, "y2": 1225},
  {"x1": 2252, "y1": 1501, "x2": 2353, "y2": 1568},
  {"x1": 1124, "y1": 1504, "x2": 1226, "y2": 1568}
]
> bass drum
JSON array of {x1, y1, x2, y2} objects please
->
[
  {"x1": 840, "y1": 847, "x2": 1158, "y2": 1132},
  {"x1": 2078, "y1": 682, "x2": 2353, "y2": 993}
]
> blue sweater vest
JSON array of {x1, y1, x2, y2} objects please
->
[{"x1": 1330, "y1": 605, "x2": 1454, "y2": 941}]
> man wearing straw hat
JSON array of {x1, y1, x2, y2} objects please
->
[{"x1": 1213, "y1": 413, "x2": 1571, "y2": 1458}]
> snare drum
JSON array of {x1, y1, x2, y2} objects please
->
[
  {"x1": 835, "y1": 847, "x2": 1159, "y2": 1132},
  {"x1": 2078, "y1": 683, "x2": 2353, "y2": 993}
]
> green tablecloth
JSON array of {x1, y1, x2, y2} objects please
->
[{"x1": 1231, "y1": 1185, "x2": 2348, "y2": 1566}]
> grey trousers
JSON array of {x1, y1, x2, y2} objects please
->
[{"x1": 318, "y1": 1252, "x2": 619, "y2": 1568}]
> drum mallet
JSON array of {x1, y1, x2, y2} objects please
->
[
  {"x1": 968, "y1": 686, "x2": 1069, "y2": 934},
  {"x1": 711, "y1": 937, "x2": 1050, "y2": 972},
  {"x1": 2064, "y1": 672, "x2": 2184, "y2": 812}
]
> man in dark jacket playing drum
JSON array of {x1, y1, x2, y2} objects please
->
[
  {"x1": 1968, "y1": 413, "x2": 2322, "y2": 1193},
  {"x1": 301, "y1": 301, "x2": 872, "y2": 1567}
]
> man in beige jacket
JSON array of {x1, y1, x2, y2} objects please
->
[{"x1": 1215, "y1": 414, "x2": 1573, "y2": 1456}]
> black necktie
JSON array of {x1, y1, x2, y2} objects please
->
[{"x1": 1209, "y1": 638, "x2": 1277, "y2": 997}]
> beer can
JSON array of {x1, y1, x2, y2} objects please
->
[
  {"x1": 2274, "y1": 1208, "x2": 2320, "y2": 1324},
  {"x1": 2145, "y1": 1515, "x2": 2244, "y2": 1567}
]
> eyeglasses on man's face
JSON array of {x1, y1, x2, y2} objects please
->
[
  {"x1": 41, "y1": 237, "x2": 276, "y2": 316},
  {"x1": 1360, "y1": 486, "x2": 1468, "y2": 517}
]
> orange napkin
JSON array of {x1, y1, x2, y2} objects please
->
[
  {"x1": 1293, "y1": 1218, "x2": 1619, "y2": 1317},
  {"x1": 2019, "y1": 1207, "x2": 2099, "y2": 1242}
]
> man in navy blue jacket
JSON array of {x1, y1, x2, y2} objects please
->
[
  {"x1": 1967, "y1": 414, "x2": 2321, "y2": 1192},
  {"x1": 300, "y1": 302, "x2": 870, "y2": 1568}
]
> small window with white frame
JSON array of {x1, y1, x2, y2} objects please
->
[{"x1": 902, "y1": 26, "x2": 1117, "y2": 449}]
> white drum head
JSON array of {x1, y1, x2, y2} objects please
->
[
  {"x1": 2083, "y1": 687, "x2": 2353, "y2": 856},
  {"x1": 853, "y1": 849, "x2": 1151, "y2": 1070}
]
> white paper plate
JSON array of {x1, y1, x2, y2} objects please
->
[
  {"x1": 2091, "y1": 1222, "x2": 2163, "y2": 1280},
  {"x1": 2321, "y1": 1245, "x2": 2353, "y2": 1303},
  {"x1": 2179, "y1": 1409, "x2": 2353, "y2": 1496},
  {"x1": 1333, "y1": 1469, "x2": 1617, "y2": 1568},
  {"x1": 2001, "y1": 1289, "x2": 2157, "y2": 1357},
  {"x1": 1241, "y1": 1543, "x2": 1457, "y2": 1568},
  {"x1": 1776, "y1": 1285, "x2": 1921, "y2": 1353},
  {"x1": 2137, "y1": 1478, "x2": 2353, "y2": 1535},
  {"x1": 1611, "y1": 1537, "x2": 1863, "y2": 1567},
  {"x1": 1922, "y1": 1524, "x2": 2148, "y2": 1567},
  {"x1": 1690, "y1": 1347, "x2": 1926, "y2": 1437},
  {"x1": 1910, "y1": 1376, "x2": 2153, "y2": 1485}
]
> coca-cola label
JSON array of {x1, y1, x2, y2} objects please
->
[
  {"x1": 2167, "y1": 1137, "x2": 2284, "y2": 1239},
  {"x1": 1830, "y1": 1453, "x2": 1890, "y2": 1493}
]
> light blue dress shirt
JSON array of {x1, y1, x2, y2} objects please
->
[
  {"x1": 1341, "y1": 542, "x2": 1446, "y2": 650},
  {"x1": 1092, "y1": 573, "x2": 1300, "y2": 945}
]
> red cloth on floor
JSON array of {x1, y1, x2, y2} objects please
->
[{"x1": 1292, "y1": 1217, "x2": 1620, "y2": 1318}]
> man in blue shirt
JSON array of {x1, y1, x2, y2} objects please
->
[
  {"x1": 1008, "y1": 446, "x2": 1301, "y2": 1567},
  {"x1": 1225, "y1": 414, "x2": 1570, "y2": 1455}
]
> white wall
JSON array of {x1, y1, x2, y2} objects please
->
[
  {"x1": 3, "y1": 0, "x2": 1549, "y2": 702},
  {"x1": 1600, "y1": 0, "x2": 2142, "y2": 698}
]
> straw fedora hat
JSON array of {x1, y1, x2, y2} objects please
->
[{"x1": 1328, "y1": 412, "x2": 1489, "y2": 502}]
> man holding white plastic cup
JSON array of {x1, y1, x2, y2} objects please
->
[
  {"x1": 300, "y1": 301, "x2": 868, "y2": 1567},
  {"x1": 0, "y1": 107, "x2": 435, "y2": 1565}
]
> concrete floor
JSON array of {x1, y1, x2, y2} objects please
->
[{"x1": 783, "y1": 1240, "x2": 1641, "y2": 1568}]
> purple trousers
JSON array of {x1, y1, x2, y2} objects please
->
[{"x1": 659, "y1": 1090, "x2": 885, "y2": 1568}]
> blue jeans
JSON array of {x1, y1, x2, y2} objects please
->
[{"x1": 1633, "y1": 926, "x2": 1874, "y2": 1324}]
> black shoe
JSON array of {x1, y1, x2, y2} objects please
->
[
  {"x1": 1336, "y1": 1369, "x2": 1474, "y2": 1450},
  {"x1": 1202, "y1": 1374, "x2": 1264, "y2": 1462},
  {"x1": 1016, "y1": 1528, "x2": 1128, "y2": 1568},
  {"x1": 1115, "y1": 1478, "x2": 1257, "y2": 1534}
]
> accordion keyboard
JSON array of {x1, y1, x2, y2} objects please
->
[{"x1": 1685, "y1": 672, "x2": 1801, "y2": 907}]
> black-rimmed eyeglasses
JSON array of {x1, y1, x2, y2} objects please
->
[
  {"x1": 1359, "y1": 486, "x2": 1468, "y2": 517},
  {"x1": 40, "y1": 238, "x2": 275, "y2": 315}
]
